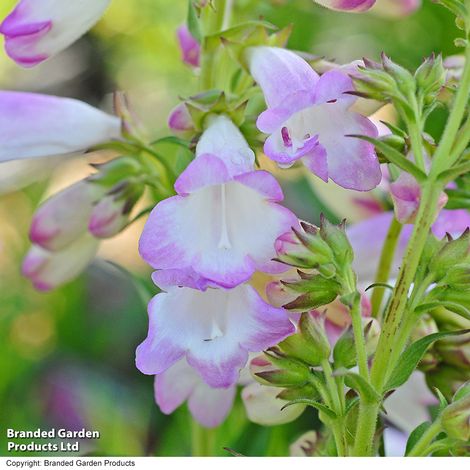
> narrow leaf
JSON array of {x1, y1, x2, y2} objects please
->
[
  {"x1": 384, "y1": 329, "x2": 470, "y2": 392},
  {"x1": 405, "y1": 422, "x2": 431, "y2": 456},
  {"x1": 280, "y1": 399, "x2": 336, "y2": 419},
  {"x1": 334, "y1": 370, "x2": 380, "y2": 403}
]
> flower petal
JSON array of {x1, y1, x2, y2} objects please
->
[
  {"x1": 313, "y1": 69, "x2": 356, "y2": 107},
  {"x1": 0, "y1": 91, "x2": 121, "y2": 162},
  {"x1": 176, "y1": 24, "x2": 200, "y2": 67},
  {"x1": 0, "y1": 0, "x2": 111, "y2": 67},
  {"x1": 314, "y1": 0, "x2": 376, "y2": 12}
]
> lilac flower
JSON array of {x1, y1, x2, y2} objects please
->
[
  {"x1": 139, "y1": 115, "x2": 297, "y2": 288},
  {"x1": 313, "y1": 0, "x2": 376, "y2": 12},
  {"x1": 390, "y1": 172, "x2": 448, "y2": 224},
  {"x1": 22, "y1": 233, "x2": 99, "y2": 291},
  {"x1": 176, "y1": 24, "x2": 200, "y2": 68},
  {"x1": 0, "y1": 0, "x2": 111, "y2": 67},
  {"x1": 154, "y1": 359, "x2": 236, "y2": 428},
  {"x1": 135, "y1": 283, "x2": 294, "y2": 388},
  {"x1": 0, "y1": 91, "x2": 120, "y2": 163},
  {"x1": 247, "y1": 47, "x2": 381, "y2": 191}
]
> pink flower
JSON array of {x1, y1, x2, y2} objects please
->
[
  {"x1": 176, "y1": 24, "x2": 200, "y2": 68},
  {"x1": 154, "y1": 359, "x2": 236, "y2": 428},
  {"x1": 167, "y1": 103, "x2": 194, "y2": 133},
  {"x1": 0, "y1": 0, "x2": 111, "y2": 67},
  {"x1": 247, "y1": 47, "x2": 381, "y2": 191},
  {"x1": 139, "y1": 115, "x2": 297, "y2": 288},
  {"x1": 0, "y1": 91, "x2": 120, "y2": 163},
  {"x1": 135, "y1": 283, "x2": 294, "y2": 388}
]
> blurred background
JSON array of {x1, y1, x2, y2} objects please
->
[{"x1": 0, "y1": 0, "x2": 461, "y2": 457}]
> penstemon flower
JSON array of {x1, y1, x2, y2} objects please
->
[
  {"x1": 154, "y1": 359, "x2": 236, "y2": 428},
  {"x1": 176, "y1": 24, "x2": 200, "y2": 68},
  {"x1": 247, "y1": 47, "x2": 381, "y2": 191},
  {"x1": 139, "y1": 115, "x2": 298, "y2": 288},
  {"x1": 0, "y1": 91, "x2": 121, "y2": 163},
  {"x1": 136, "y1": 282, "x2": 294, "y2": 388},
  {"x1": 0, "y1": 0, "x2": 111, "y2": 67}
]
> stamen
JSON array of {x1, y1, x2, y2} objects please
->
[{"x1": 281, "y1": 127, "x2": 292, "y2": 147}]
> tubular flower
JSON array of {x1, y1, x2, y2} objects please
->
[
  {"x1": 139, "y1": 115, "x2": 298, "y2": 288},
  {"x1": 313, "y1": 0, "x2": 376, "y2": 12},
  {"x1": 135, "y1": 283, "x2": 295, "y2": 388},
  {"x1": 22, "y1": 233, "x2": 99, "y2": 291},
  {"x1": 154, "y1": 359, "x2": 236, "y2": 428},
  {"x1": 0, "y1": 0, "x2": 111, "y2": 67},
  {"x1": 176, "y1": 24, "x2": 200, "y2": 68},
  {"x1": 0, "y1": 91, "x2": 120, "y2": 163},
  {"x1": 246, "y1": 47, "x2": 381, "y2": 191}
]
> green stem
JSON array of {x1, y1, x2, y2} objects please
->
[
  {"x1": 432, "y1": 44, "x2": 470, "y2": 175},
  {"x1": 350, "y1": 295, "x2": 370, "y2": 380},
  {"x1": 407, "y1": 419, "x2": 442, "y2": 457},
  {"x1": 321, "y1": 360, "x2": 343, "y2": 414},
  {"x1": 370, "y1": 217, "x2": 403, "y2": 318},
  {"x1": 191, "y1": 420, "x2": 215, "y2": 456},
  {"x1": 352, "y1": 401, "x2": 380, "y2": 456},
  {"x1": 407, "y1": 118, "x2": 426, "y2": 172}
]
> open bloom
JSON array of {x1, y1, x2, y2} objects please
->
[
  {"x1": 154, "y1": 359, "x2": 236, "y2": 428},
  {"x1": 135, "y1": 283, "x2": 294, "y2": 388},
  {"x1": 0, "y1": 0, "x2": 111, "y2": 67},
  {"x1": 247, "y1": 47, "x2": 381, "y2": 191},
  {"x1": 139, "y1": 115, "x2": 297, "y2": 288},
  {"x1": 0, "y1": 91, "x2": 120, "y2": 163},
  {"x1": 22, "y1": 233, "x2": 99, "y2": 291}
]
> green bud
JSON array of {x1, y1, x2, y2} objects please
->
[
  {"x1": 429, "y1": 229, "x2": 470, "y2": 281},
  {"x1": 441, "y1": 263, "x2": 470, "y2": 288},
  {"x1": 415, "y1": 54, "x2": 446, "y2": 104},
  {"x1": 381, "y1": 53, "x2": 416, "y2": 97},
  {"x1": 277, "y1": 383, "x2": 319, "y2": 402},
  {"x1": 279, "y1": 313, "x2": 331, "y2": 366},
  {"x1": 251, "y1": 349, "x2": 311, "y2": 387},
  {"x1": 89, "y1": 157, "x2": 143, "y2": 186},
  {"x1": 319, "y1": 215, "x2": 354, "y2": 269},
  {"x1": 441, "y1": 384, "x2": 470, "y2": 441},
  {"x1": 282, "y1": 275, "x2": 341, "y2": 311},
  {"x1": 333, "y1": 326, "x2": 356, "y2": 369},
  {"x1": 436, "y1": 332, "x2": 470, "y2": 369}
]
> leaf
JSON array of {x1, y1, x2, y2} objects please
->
[
  {"x1": 150, "y1": 135, "x2": 191, "y2": 149},
  {"x1": 345, "y1": 396, "x2": 360, "y2": 415},
  {"x1": 280, "y1": 399, "x2": 336, "y2": 419},
  {"x1": 347, "y1": 134, "x2": 427, "y2": 182},
  {"x1": 405, "y1": 422, "x2": 431, "y2": 456},
  {"x1": 365, "y1": 282, "x2": 395, "y2": 292},
  {"x1": 384, "y1": 329, "x2": 470, "y2": 392},
  {"x1": 187, "y1": 0, "x2": 202, "y2": 43},
  {"x1": 334, "y1": 370, "x2": 380, "y2": 403},
  {"x1": 415, "y1": 301, "x2": 470, "y2": 321},
  {"x1": 433, "y1": 388, "x2": 449, "y2": 413}
]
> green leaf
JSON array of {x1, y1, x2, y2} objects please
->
[
  {"x1": 334, "y1": 370, "x2": 380, "y2": 403},
  {"x1": 348, "y1": 135, "x2": 427, "y2": 182},
  {"x1": 433, "y1": 388, "x2": 449, "y2": 413},
  {"x1": 280, "y1": 399, "x2": 336, "y2": 419},
  {"x1": 416, "y1": 301, "x2": 470, "y2": 321},
  {"x1": 365, "y1": 282, "x2": 395, "y2": 292},
  {"x1": 150, "y1": 136, "x2": 191, "y2": 149},
  {"x1": 187, "y1": 0, "x2": 202, "y2": 43},
  {"x1": 384, "y1": 329, "x2": 470, "y2": 392},
  {"x1": 405, "y1": 422, "x2": 431, "y2": 456}
]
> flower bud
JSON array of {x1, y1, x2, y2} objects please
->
[
  {"x1": 30, "y1": 181, "x2": 103, "y2": 251},
  {"x1": 250, "y1": 350, "x2": 310, "y2": 387},
  {"x1": 176, "y1": 24, "x2": 200, "y2": 67},
  {"x1": 415, "y1": 54, "x2": 446, "y2": 105},
  {"x1": 441, "y1": 385, "x2": 470, "y2": 441},
  {"x1": 429, "y1": 229, "x2": 470, "y2": 281},
  {"x1": 89, "y1": 157, "x2": 142, "y2": 187},
  {"x1": 435, "y1": 332, "x2": 470, "y2": 369},
  {"x1": 241, "y1": 382, "x2": 305, "y2": 426},
  {"x1": 22, "y1": 234, "x2": 99, "y2": 291},
  {"x1": 279, "y1": 313, "x2": 331, "y2": 366},
  {"x1": 168, "y1": 103, "x2": 195, "y2": 133},
  {"x1": 289, "y1": 431, "x2": 320, "y2": 457},
  {"x1": 319, "y1": 215, "x2": 353, "y2": 269},
  {"x1": 363, "y1": 318, "x2": 381, "y2": 357},
  {"x1": 444, "y1": 55, "x2": 465, "y2": 82},
  {"x1": 88, "y1": 182, "x2": 143, "y2": 238}
]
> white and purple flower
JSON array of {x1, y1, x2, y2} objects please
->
[
  {"x1": 139, "y1": 115, "x2": 298, "y2": 288},
  {"x1": 247, "y1": 47, "x2": 381, "y2": 191},
  {"x1": 136, "y1": 282, "x2": 294, "y2": 388},
  {"x1": 0, "y1": 0, "x2": 111, "y2": 67}
]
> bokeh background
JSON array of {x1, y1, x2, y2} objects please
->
[{"x1": 0, "y1": 0, "x2": 461, "y2": 457}]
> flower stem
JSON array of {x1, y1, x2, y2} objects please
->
[
  {"x1": 352, "y1": 401, "x2": 380, "y2": 456},
  {"x1": 191, "y1": 420, "x2": 215, "y2": 456},
  {"x1": 407, "y1": 419, "x2": 442, "y2": 457},
  {"x1": 350, "y1": 294, "x2": 370, "y2": 380},
  {"x1": 370, "y1": 217, "x2": 403, "y2": 318}
]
